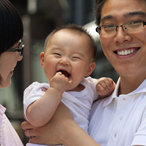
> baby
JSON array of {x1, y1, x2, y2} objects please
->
[{"x1": 23, "y1": 24, "x2": 115, "y2": 146}]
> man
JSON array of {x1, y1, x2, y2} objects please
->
[{"x1": 89, "y1": 0, "x2": 146, "y2": 145}]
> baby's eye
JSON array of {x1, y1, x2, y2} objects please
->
[
  {"x1": 72, "y1": 56, "x2": 81, "y2": 60},
  {"x1": 53, "y1": 53, "x2": 61, "y2": 57}
]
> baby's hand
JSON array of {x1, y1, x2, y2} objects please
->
[
  {"x1": 96, "y1": 77, "x2": 116, "y2": 98},
  {"x1": 50, "y1": 72, "x2": 72, "y2": 93}
]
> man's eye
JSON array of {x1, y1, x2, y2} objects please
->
[
  {"x1": 104, "y1": 25, "x2": 115, "y2": 29},
  {"x1": 129, "y1": 21, "x2": 142, "y2": 25}
]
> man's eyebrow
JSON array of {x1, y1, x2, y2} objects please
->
[
  {"x1": 124, "y1": 11, "x2": 146, "y2": 17},
  {"x1": 101, "y1": 15, "x2": 114, "y2": 23},
  {"x1": 100, "y1": 11, "x2": 146, "y2": 24}
]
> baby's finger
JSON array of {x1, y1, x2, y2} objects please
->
[
  {"x1": 96, "y1": 84, "x2": 107, "y2": 94},
  {"x1": 103, "y1": 79, "x2": 114, "y2": 90}
]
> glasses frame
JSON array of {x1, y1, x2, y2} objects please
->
[
  {"x1": 96, "y1": 21, "x2": 146, "y2": 36},
  {"x1": 6, "y1": 40, "x2": 24, "y2": 56}
]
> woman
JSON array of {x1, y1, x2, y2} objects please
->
[{"x1": 0, "y1": 0, "x2": 24, "y2": 145}]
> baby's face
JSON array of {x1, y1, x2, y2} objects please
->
[{"x1": 40, "y1": 29, "x2": 95, "y2": 91}]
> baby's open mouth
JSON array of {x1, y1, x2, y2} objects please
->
[{"x1": 57, "y1": 70, "x2": 71, "y2": 78}]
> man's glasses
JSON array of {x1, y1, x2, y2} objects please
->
[
  {"x1": 96, "y1": 21, "x2": 146, "y2": 37},
  {"x1": 6, "y1": 40, "x2": 24, "y2": 56}
]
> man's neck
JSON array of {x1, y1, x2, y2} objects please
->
[{"x1": 118, "y1": 75, "x2": 146, "y2": 96}]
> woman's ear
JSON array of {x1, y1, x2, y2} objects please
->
[
  {"x1": 40, "y1": 52, "x2": 45, "y2": 68},
  {"x1": 85, "y1": 62, "x2": 96, "y2": 77}
]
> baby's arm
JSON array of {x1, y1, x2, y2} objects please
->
[
  {"x1": 26, "y1": 72, "x2": 72, "y2": 127},
  {"x1": 96, "y1": 77, "x2": 116, "y2": 98}
]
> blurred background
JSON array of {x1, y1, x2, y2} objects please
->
[{"x1": 0, "y1": 0, "x2": 119, "y2": 144}]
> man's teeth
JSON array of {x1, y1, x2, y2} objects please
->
[{"x1": 117, "y1": 49, "x2": 134, "y2": 56}]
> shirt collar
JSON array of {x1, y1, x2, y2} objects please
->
[
  {"x1": 103, "y1": 78, "x2": 120, "y2": 107},
  {"x1": 129, "y1": 78, "x2": 146, "y2": 95},
  {"x1": 103, "y1": 78, "x2": 146, "y2": 107}
]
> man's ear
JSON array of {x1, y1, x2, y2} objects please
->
[
  {"x1": 40, "y1": 52, "x2": 45, "y2": 69},
  {"x1": 85, "y1": 62, "x2": 96, "y2": 77}
]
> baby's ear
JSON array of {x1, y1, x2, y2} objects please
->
[
  {"x1": 85, "y1": 62, "x2": 96, "y2": 77},
  {"x1": 40, "y1": 52, "x2": 45, "y2": 68}
]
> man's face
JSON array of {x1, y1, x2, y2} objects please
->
[{"x1": 100, "y1": 0, "x2": 146, "y2": 79}]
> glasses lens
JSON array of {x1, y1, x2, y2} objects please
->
[
  {"x1": 97, "y1": 21, "x2": 145, "y2": 37},
  {"x1": 99, "y1": 26, "x2": 116, "y2": 37},
  {"x1": 125, "y1": 21, "x2": 144, "y2": 34},
  {"x1": 20, "y1": 48, "x2": 24, "y2": 56},
  {"x1": 18, "y1": 40, "x2": 24, "y2": 56}
]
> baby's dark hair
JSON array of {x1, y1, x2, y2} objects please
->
[{"x1": 44, "y1": 24, "x2": 97, "y2": 61}]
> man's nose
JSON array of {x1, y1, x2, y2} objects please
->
[{"x1": 114, "y1": 27, "x2": 132, "y2": 44}]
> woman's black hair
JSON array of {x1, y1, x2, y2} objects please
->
[
  {"x1": 0, "y1": 0, "x2": 23, "y2": 54},
  {"x1": 0, "y1": 0, "x2": 23, "y2": 84}
]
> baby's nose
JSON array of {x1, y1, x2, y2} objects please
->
[{"x1": 60, "y1": 57, "x2": 70, "y2": 66}]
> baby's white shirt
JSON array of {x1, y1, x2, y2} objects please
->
[{"x1": 23, "y1": 76, "x2": 98, "y2": 133}]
